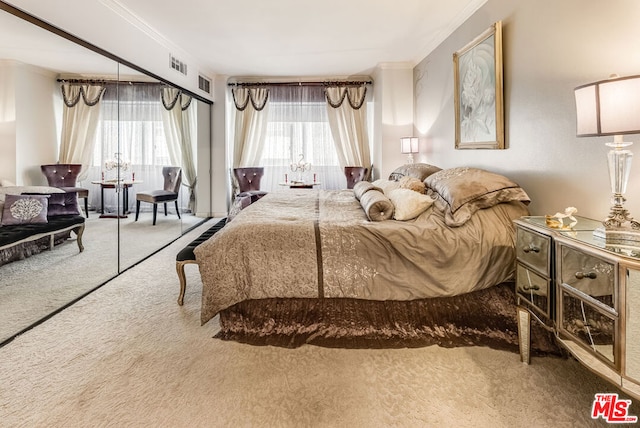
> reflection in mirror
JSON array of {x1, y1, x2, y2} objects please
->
[
  {"x1": 0, "y1": 3, "x2": 211, "y2": 346},
  {"x1": 0, "y1": 7, "x2": 119, "y2": 344},
  {"x1": 111, "y1": 64, "x2": 192, "y2": 269}
]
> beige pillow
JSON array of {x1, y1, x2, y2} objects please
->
[
  {"x1": 425, "y1": 167, "x2": 530, "y2": 227},
  {"x1": 387, "y1": 188, "x2": 434, "y2": 221},
  {"x1": 398, "y1": 176, "x2": 426, "y2": 194}
]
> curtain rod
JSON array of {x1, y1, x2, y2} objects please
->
[
  {"x1": 57, "y1": 78, "x2": 167, "y2": 86},
  {"x1": 227, "y1": 80, "x2": 372, "y2": 88}
]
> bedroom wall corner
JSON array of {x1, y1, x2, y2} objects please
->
[
  {"x1": 210, "y1": 74, "x2": 230, "y2": 218},
  {"x1": 372, "y1": 62, "x2": 415, "y2": 181}
]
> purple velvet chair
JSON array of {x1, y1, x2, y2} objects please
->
[
  {"x1": 135, "y1": 166, "x2": 182, "y2": 225},
  {"x1": 233, "y1": 167, "x2": 268, "y2": 202},
  {"x1": 344, "y1": 166, "x2": 368, "y2": 189},
  {"x1": 40, "y1": 164, "x2": 89, "y2": 217}
]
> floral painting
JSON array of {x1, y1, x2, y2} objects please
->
[{"x1": 453, "y1": 21, "x2": 504, "y2": 149}]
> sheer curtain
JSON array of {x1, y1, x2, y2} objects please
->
[
  {"x1": 59, "y1": 83, "x2": 106, "y2": 181},
  {"x1": 89, "y1": 83, "x2": 172, "y2": 214},
  {"x1": 257, "y1": 85, "x2": 343, "y2": 191},
  {"x1": 161, "y1": 87, "x2": 197, "y2": 213}
]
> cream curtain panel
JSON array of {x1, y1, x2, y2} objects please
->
[
  {"x1": 324, "y1": 86, "x2": 371, "y2": 173},
  {"x1": 59, "y1": 83, "x2": 106, "y2": 181},
  {"x1": 231, "y1": 87, "x2": 270, "y2": 168},
  {"x1": 161, "y1": 87, "x2": 197, "y2": 212}
]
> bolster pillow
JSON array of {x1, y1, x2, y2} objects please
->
[
  {"x1": 353, "y1": 181, "x2": 382, "y2": 201},
  {"x1": 359, "y1": 189, "x2": 394, "y2": 221}
]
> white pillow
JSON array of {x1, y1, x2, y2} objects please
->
[
  {"x1": 387, "y1": 188, "x2": 434, "y2": 221},
  {"x1": 372, "y1": 179, "x2": 400, "y2": 196},
  {"x1": 0, "y1": 185, "x2": 65, "y2": 196},
  {"x1": 0, "y1": 179, "x2": 16, "y2": 187}
]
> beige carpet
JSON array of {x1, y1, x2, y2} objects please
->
[{"x1": 0, "y1": 219, "x2": 638, "y2": 427}]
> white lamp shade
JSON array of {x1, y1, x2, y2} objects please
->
[
  {"x1": 400, "y1": 137, "x2": 419, "y2": 154},
  {"x1": 575, "y1": 75, "x2": 640, "y2": 136}
]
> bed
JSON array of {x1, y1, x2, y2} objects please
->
[{"x1": 195, "y1": 165, "x2": 560, "y2": 354}]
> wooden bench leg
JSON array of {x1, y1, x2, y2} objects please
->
[
  {"x1": 74, "y1": 224, "x2": 85, "y2": 252},
  {"x1": 176, "y1": 260, "x2": 196, "y2": 305}
]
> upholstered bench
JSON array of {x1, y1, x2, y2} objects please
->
[
  {"x1": 176, "y1": 218, "x2": 227, "y2": 305},
  {"x1": 0, "y1": 188, "x2": 86, "y2": 266},
  {"x1": 0, "y1": 215, "x2": 85, "y2": 266}
]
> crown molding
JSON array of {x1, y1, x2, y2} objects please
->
[
  {"x1": 376, "y1": 62, "x2": 415, "y2": 70},
  {"x1": 414, "y1": 0, "x2": 488, "y2": 63}
]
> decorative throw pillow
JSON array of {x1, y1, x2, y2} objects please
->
[
  {"x1": 22, "y1": 192, "x2": 80, "y2": 217},
  {"x1": 425, "y1": 167, "x2": 531, "y2": 227},
  {"x1": 359, "y1": 189, "x2": 394, "y2": 221},
  {"x1": 398, "y1": 176, "x2": 426, "y2": 194},
  {"x1": 387, "y1": 188, "x2": 434, "y2": 221},
  {"x1": 388, "y1": 163, "x2": 442, "y2": 182},
  {"x1": 352, "y1": 181, "x2": 382, "y2": 201},
  {"x1": 371, "y1": 179, "x2": 401, "y2": 195},
  {"x1": 1, "y1": 194, "x2": 49, "y2": 225},
  {"x1": 0, "y1": 185, "x2": 64, "y2": 196}
]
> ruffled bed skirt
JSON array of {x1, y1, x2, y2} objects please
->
[
  {"x1": 0, "y1": 231, "x2": 71, "y2": 267},
  {"x1": 216, "y1": 282, "x2": 561, "y2": 355}
]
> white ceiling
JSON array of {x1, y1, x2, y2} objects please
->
[
  {"x1": 1, "y1": 0, "x2": 486, "y2": 78},
  {"x1": 113, "y1": 0, "x2": 486, "y2": 77}
]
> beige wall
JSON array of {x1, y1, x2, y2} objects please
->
[
  {"x1": 0, "y1": 61, "x2": 16, "y2": 183},
  {"x1": 413, "y1": 0, "x2": 640, "y2": 219},
  {"x1": 372, "y1": 63, "x2": 415, "y2": 181},
  {"x1": 1, "y1": 62, "x2": 59, "y2": 185}
]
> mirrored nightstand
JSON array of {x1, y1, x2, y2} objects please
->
[{"x1": 514, "y1": 215, "x2": 640, "y2": 400}]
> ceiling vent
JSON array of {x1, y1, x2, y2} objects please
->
[
  {"x1": 198, "y1": 75, "x2": 212, "y2": 94},
  {"x1": 170, "y1": 54, "x2": 188, "y2": 76}
]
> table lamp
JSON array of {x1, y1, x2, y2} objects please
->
[
  {"x1": 400, "y1": 137, "x2": 419, "y2": 164},
  {"x1": 575, "y1": 74, "x2": 640, "y2": 244}
]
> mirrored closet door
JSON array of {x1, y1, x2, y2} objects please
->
[{"x1": 0, "y1": 4, "x2": 211, "y2": 346}]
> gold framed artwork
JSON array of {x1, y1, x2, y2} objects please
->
[{"x1": 453, "y1": 21, "x2": 504, "y2": 149}]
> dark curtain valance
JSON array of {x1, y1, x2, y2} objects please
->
[
  {"x1": 269, "y1": 86, "x2": 325, "y2": 103},
  {"x1": 100, "y1": 82, "x2": 162, "y2": 102}
]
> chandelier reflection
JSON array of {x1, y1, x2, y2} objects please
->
[
  {"x1": 290, "y1": 154, "x2": 311, "y2": 183},
  {"x1": 104, "y1": 152, "x2": 130, "y2": 181}
]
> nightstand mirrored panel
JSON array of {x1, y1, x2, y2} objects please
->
[
  {"x1": 516, "y1": 263, "x2": 549, "y2": 317},
  {"x1": 560, "y1": 287, "x2": 616, "y2": 365},
  {"x1": 559, "y1": 245, "x2": 615, "y2": 301}
]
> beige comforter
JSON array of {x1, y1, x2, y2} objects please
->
[{"x1": 196, "y1": 190, "x2": 529, "y2": 325}]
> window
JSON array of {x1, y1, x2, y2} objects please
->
[{"x1": 258, "y1": 86, "x2": 343, "y2": 190}]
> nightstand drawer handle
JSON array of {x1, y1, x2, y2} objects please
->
[
  {"x1": 522, "y1": 284, "x2": 540, "y2": 291},
  {"x1": 575, "y1": 271, "x2": 597, "y2": 279},
  {"x1": 522, "y1": 244, "x2": 540, "y2": 253}
]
